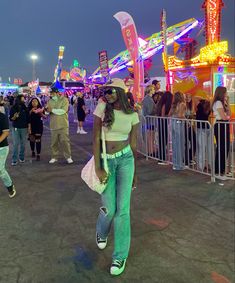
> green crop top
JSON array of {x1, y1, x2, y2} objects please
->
[{"x1": 93, "y1": 101, "x2": 139, "y2": 141}]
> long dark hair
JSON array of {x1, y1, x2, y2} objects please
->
[
  {"x1": 12, "y1": 95, "x2": 26, "y2": 112},
  {"x1": 126, "y1": 91, "x2": 135, "y2": 108},
  {"x1": 212, "y1": 86, "x2": 227, "y2": 110},
  {"x1": 156, "y1": 91, "x2": 173, "y2": 116},
  {"x1": 170, "y1": 92, "x2": 185, "y2": 115},
  {"x1": 28, "y1": 97, "x2": 42, "y2": 111},
  {"x1": 103, "y1": 87, "x2": 134, "y2": 129}
]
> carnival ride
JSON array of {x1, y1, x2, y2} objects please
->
[
  {"x1": 54, "y1": 47, "x2": 86, "y2": 83},
  {"x1": 91, "y1": 18, "x2": 200, "y2": 79},
  {"x1": 165, "y1": 0, "x2": 235, "y2": 117},
  {"x1": 54, "y1": 46, "x2": 65, "y2": 82}
]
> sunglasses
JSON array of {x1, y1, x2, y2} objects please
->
[{"x1": 104, "y1": 88, "x2": 117, "y2": 95}]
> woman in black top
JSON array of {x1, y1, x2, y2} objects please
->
[
  {"x1": 28, "y1": 98, "x2": 45, "y2": 161},
  {"x1": 155, "y1": 91, "x2": 173, "y2": 163},
  {"x1": 76, "y1": 92, "x2": 88, "y2": 134},
  {"x1": 196, "y1": 99, "x2": 211, "y2": 171}
]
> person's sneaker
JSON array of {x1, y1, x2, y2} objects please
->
[
  {"x1": 80, "y1": 129, "x2": 87, "y2": 134},
  {"x1": 158, "y1": 161, "x2": 168, "y2": 165},
  {"x1": 96, "y1": 232, "x2": 107, "y2": 250},
  {"x1": 11, "y1": 161, "x2": 18, "y2": 166},
  {"x1": 215, "y1": 174, "x2": 227, "y2": 181},
  {"x1": 49, "y1": 158, "x2": 58, "y2": 164},
  {"x1": 7, "y1": 185, "x2": 16, "y2": 198},
  {"x1": 19, "y1": 159, "x2": 25, "y2": 163},
  {"x1": 76, "y1": 128, "x2": 81, "y2": 134},
  {"x1": 66, "y1": 157, "x2": 74, "y2": 164},
  {"x1": 36, "y1": 155, "x2": 40, "y2": 161},
  {"x1": 226, "y1": 172, "x2": 233, "y2": 177},
  {"x1": 32, "y1": 151, "x2": 36, "y2": 158},
  {"x1": 110, "y1": 259, "x2": 127, "y2": 276}
]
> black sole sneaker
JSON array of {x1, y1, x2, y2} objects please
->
[{"x1": 8, "y1": 185, "x2": 16, "y2": 198}]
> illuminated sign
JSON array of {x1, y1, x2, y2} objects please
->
[
  {"x1": 202, "y1": 0, "x2": 224, "y2": 44},
  {"x1": 199, "y1": 41, "x2": 228, "y2": 62}
]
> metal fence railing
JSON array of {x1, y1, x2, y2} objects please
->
[
  {"x1": 137, "y1": 115, "x2": 235, "y2": 182},
  {"x1": 88, "y1": 101, "x2": 235, "y2": 182}
]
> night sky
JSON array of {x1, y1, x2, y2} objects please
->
[{"x1": 0, "y1": 0, "x2": 234, "y2": 83}]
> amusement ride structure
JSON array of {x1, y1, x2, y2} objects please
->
[{"x1": 91, "y1": 18, "x2": 200, "y2": 79}]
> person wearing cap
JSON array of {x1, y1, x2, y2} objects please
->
[
  {"x1": 45, "y1": 87, "x2": 73, "y2": 164},
  {"x1": 93, "y1": 78, "x2": 139, "y2": 276}
]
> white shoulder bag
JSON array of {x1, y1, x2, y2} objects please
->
[{"x1": 81, "y1": 127, "x2": 109, "y2": 194}]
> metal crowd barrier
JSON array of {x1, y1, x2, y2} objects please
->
[{"x1": 137, "y1": 115, "x2": 235, "y2": 182}]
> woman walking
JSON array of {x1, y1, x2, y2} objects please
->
[
  {"x1": 28, "y1": 97, "x2": 45, "y2": 161},
  {"x1": 93, "y1": 78, "x2": 139, "y2": 276},
  {"x1": 0, "y1": 112, "x2": 16, "y2": 198},
  {"x1": 212, "y1": 86, "x2": 231, "y2": 178},
  {"x1": 76, "y1": 92, "x2": 87, "y2": 134}
]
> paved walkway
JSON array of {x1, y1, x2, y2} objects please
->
[{"x1": 0, "y1": 114, "x2": 234, "y2": 283}]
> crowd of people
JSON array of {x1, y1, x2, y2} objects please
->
[
  {"x1": 141, "y1": 80, "x2": 232, "y2": 179},
  {"x1": 0, "y1": 79, "x2": 233, "y2": 276}
]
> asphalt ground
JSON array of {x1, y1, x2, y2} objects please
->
[{"x1": 0, "y1": 112, "x2": 234, "y2": 283}]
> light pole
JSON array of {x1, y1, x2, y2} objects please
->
[{"x1": 30, "y1": 54, "x2": 38, "y2": 81}]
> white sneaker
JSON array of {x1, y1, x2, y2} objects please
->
[
  {"x1": 96, "y1": 232, "x2": 107, "y2": 250},
  {"x1": 80, "y1": 129, "x2": 87, "y2": 134},
  {"x1": 110, "y1": 259, "x2": 127, "y2": 276},
  {"x1": 215, "y1": 174, "x2": 227, "y2": 181},
  {"x1": 76, "y1": 128, "x2": 81, "y2": 134},
  {"x1": 49, "y1": 158, "x2": 58, "y2": 164},
  {"x1": 158, "y1": 161, "x2": 168, "y2": 165},
  {"x1": 66, "y1": 157, "x2": 74, "y2": 164}
]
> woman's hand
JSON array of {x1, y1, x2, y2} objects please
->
[
  {"x1": 96, "y1": 168, "x2": 109, "y2": 184},
  {"x1": 132, "y1": 174, "x2": 137, "y2": 191},
  {"x1": 12, "y1": 112, "x2": 20, "y2": 120}
]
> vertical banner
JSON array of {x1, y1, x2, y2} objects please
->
[
  {"x1": 202, "y1": 0, "x2": 224, "y2": 44},
  {"x1": 99, "y1": 50, "x2": 110, "y2": 83},
  {"x1": 114, "y1": 12, "x2": 144, "y2": 102}
]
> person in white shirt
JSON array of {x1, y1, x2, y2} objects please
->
[
  {"x1": 212, "y1": 86, "x2": 230, "y2": 177},
  {"x1": 93, "y1": 78, "x2": 139, "y2": 276}
]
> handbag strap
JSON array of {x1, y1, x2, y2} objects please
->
[{"x1": 101, "y1": 127, "x2": 108, "y2": 172}]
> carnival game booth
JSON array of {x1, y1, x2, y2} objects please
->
[
  {"x1": 167, "y1": 43, "x2": 235, "y2": 118},
  {"x1": 165, "y1": 0, "x2": 235, "y2": 118}
]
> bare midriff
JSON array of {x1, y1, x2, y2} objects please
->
[{"x1": 103, "y1": 139, "x2": 129, "y2": 154}]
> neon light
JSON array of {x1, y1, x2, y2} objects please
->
[
  {"x1": 199, "y1": 41, "x2": 228, "y2": 62},
  {"x1": 202, "y1": 0, "x2": 224, "y2": 44},
  {"x1": 91, "y1": 18, "x2": 199, "y2": 77},
  {"x1": 138, "y1": 37, "x2": 148, "y2": 48}
]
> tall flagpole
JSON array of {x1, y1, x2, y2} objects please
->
[{"x1": 161, "y1": 9, "x2": 170, "y2": 91}]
